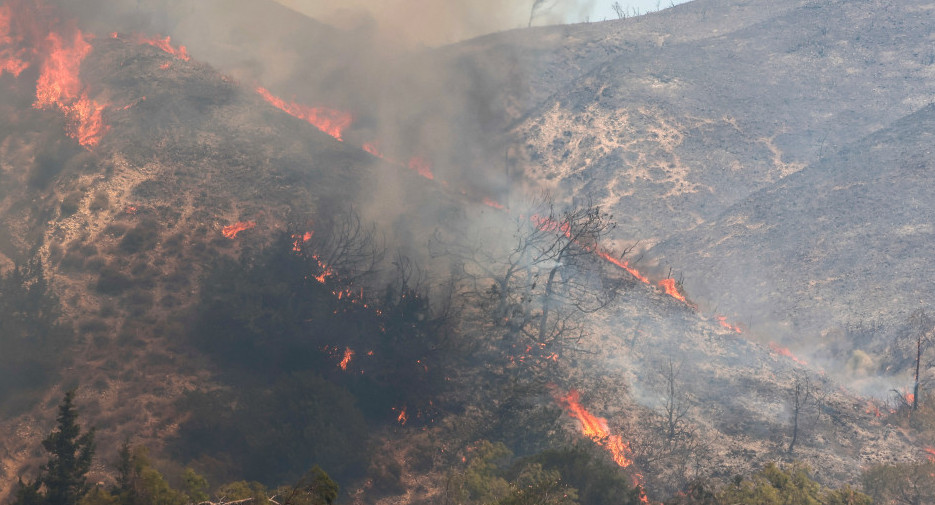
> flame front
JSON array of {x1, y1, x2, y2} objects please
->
[
  {"x1": 407, "y1": 156, "x2": 435, "y2": 180},
  {"x1": 256, "y1": 86, "x2": 352, "y2": 141},
  {"x1": 32, "y1": 29, "x2": 109, "y2": 148},
  {"x1": 715, "y1": 315, "x2": 742, "y2": 333},
  {"x1": 658, "y1": 278, "x2": 687, "y2": 303},
  {"x1": 222, "y1": 221, "x2": 255, "y2": 239},
  {"x1": 556, "y1": 389, "x2": 632, "y2": 467},
  {"x1": 768, "y1": 342, "x2": 807, "y2": 365},
  {"x1": 0, "y1": 3, "x2": 28, "y2": 77},
  {"x1": 338, "y1": 347, "x2": 354, "y2": 370},
  {"x1": 595, "y1": 250, "x2": 651, "y2": 284},
  {"x1": 395, "y1": 406, "x2": 408, "y2": 425},
  {"x1": 136, "y1": 34, "x2": 189, "y2": 61}
]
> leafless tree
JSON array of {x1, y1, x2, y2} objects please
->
[
  {"x1": 908, "y1": 310, "x2": 934, "y2": 411},
  {"x1": 431, "y1": 194, "x2": 619, "y2": 360},
  {"x1": 661, "y1": 358, "x2": 691, "y2": 442},
  {"x1": 788, "y1": 370, "x2": 815, "y2": 453},
  {"x1": 611, "y1": 2, "x2": 626, "y2": 19},
  {"x1": 297, "y1": 209, "x2": 384, "y2": 285}
]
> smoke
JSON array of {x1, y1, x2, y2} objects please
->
[{"x1": 272, "y1": 0, "x2": 591, "y2": 47}]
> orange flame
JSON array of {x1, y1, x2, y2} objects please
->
[
  {"x1": 291, "y1": 230, "x2": 313, "y2": 252},
  {"x1": 925, "y1": 447, "x2": 935, "y2": 463},
  {"x1": 221, "y1": 221, "x2": 255, "y2": 239},
  {"x1": 255, "y1": 86, "x2": 352, "y2": 141},
  {"x1": 0, "y1": 3, "x2": 29, "y2": 77},
  {"x1": 658, "y1": 278, "x2": 686, "y2": 303},
  {"x1": 395, "y1": 406, "x2": 408, "y2": 425},
  {"x1": 32, "y1": 29, "x2": 109, "y2": 148},
  {"x1": 865, "y1": 400, "x2": 881, "y2": 418},
  {"x1": 407, "y1": 156, "x2": 435, "y2": 180},
  {"x1": 768, "y1": 342, "x2": 807, "y2": 365},
  {"x1": 136, "y1": 34, "x2": 189, "y2": 61},
  {"x1": 312, "y1": 255, "x2": 336, "y2": 284},
  {"x1": 362, "y1": 141, "x2": 383, "y2": 157},
  {"x1": 556, "y1": 389, "x2": 632, "y2": 467},
  {"x1": 482, "y1": 198, "x2": 505, "y2": 210},
  {"x1": 595, "y1": 249, "x2": 651, "y2": 284},
  {"x1": 715, "y1": 315, "x2": 742, "y2": 333},
  {"x1": 338, "y1": 347, "x2": 354, "y2": 370}
]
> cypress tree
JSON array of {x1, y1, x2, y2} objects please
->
[{"x1": 39, "y1": 389, "x2": 96, "y2": 505}]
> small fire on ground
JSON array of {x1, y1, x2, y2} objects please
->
[
  {"x1": 555, "y1": 389, "x2": 649, "y2": 503},
  {"x1": 222, "y1": 221, "x2": 255, "y2": 239}
]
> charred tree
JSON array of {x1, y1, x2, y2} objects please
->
[
  {"x1": 910, "y1": 310, "x2": 934, "y2": 411},
  {"x1": 889, "y1": 309, "x2": 935, "y2": 414},
  {"x1": 661, "y1": 358, "x2": 690, "y2": 442},
  {"x1": 788, "y1": 371, "x2": 813, "y2": 454},
  {"x1": 431, "y1": 194, "x2": 618, "y2": 365}
]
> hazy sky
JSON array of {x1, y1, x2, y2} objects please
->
[
  {"x1": 586, "y1": 0, "x2": 691, "y2": 22},
  {"x1": 272, "y1": 0, "x2": 692, "y2": 46}
]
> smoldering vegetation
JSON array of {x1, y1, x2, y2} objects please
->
[{"x1": 3, "y1": 0, "x2": 935, "y2": 503}]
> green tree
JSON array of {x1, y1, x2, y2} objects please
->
[
  {"x1": 40, "y1": 390, "x2": 96, "y2": 505},
  {"x1": 497, "y1": 464, "x2": 577, "y2": 505},
  {"x1": 822, "y1": 485, "x2": 872, "y2": 505},
  {"x1": 278, "y1": 466, "x2": 339, "y2": 505},
  {"x1": 863, "y1": 461, "x2": 935, "y2": 505},
  {"x1": 719, "y1": 462, "x2": 819, "y2": 505},
  {"x1": 111, "y1": 445, "x2": 186, "y2": 505},
  {"x1": 10, "y1": 479, "x2": 43, "y2": 505}
]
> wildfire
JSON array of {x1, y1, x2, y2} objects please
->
[
  {"x1": 556, "y1": 389, "x2": 632, "y2": 468},
  {"x1": 32, "y1": 29, "x2": 109, "y2": 148},
  {"x1": 255, "y1": 86, "x2": 352, "y2": 141},
  {"x1": 658, "y1": 278, "x2": 687, "y2": 303},
  {"x1": 768, "y1": 342, "x2": 807, "y2": 365},
  {"x1": 925, "y1": 447, "x2": 935, "y2": 463},
  {"x1": 291, "y1": 230, "x2": 313, "y2": 251},
  {"x1": 311, "y1": 255, "x2": 336, "y2": 284},
  {"x1": 135, "y1": 34, "x2": 189, "y2": 61},
  {"x1": 394, "y1": 406, "x2": 408, "y2": 425},
  {"x1": 362, "y1": 142, "x2": 383, "y2": 157},
  {"x1": 595, "y1": 249, "x2": 651, "y2": 284},
  {"x1": 338, "y1": 347, "x2": 354, "y2": 370},
  {"x1": 0, "y1": 3, "x2": 29, "y2": 77},
  {"x1": 407, "y1": 156, "x2": 435, "y2": 180},
  {"x1": 715, "y1": 315, "x2": 742, "y2": 333},
  {"x1": 482, "y1": 198, "x2": 505, "y2": 210},
  {"x1": 865, "y1": 400, "x2": 881, "y2": 418},
  {"x1": 221, "y1": 221, "x2": 255, "y2": 239}
]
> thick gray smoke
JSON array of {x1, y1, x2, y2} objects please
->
[
  {"x1": 56, "y1": 0, "x2": 588, "y2": 208},
  {"x1": 46, "y1": 0, "x2": 599, "y2": 265}
]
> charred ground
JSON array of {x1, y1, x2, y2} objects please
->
[{"x1": 1, "y1": 0, "x2": 935, "y2": 504}]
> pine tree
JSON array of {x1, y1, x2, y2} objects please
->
[{"x1": 40, "y1": 389, "x2": 96, "y2": 505}]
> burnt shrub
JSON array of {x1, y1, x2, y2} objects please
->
[
  {"x1": 0, "y1": 257, "x2": 71, "y2": 412},
  {"x1": 96, "y1": 266, "x2": 135, "y2": 294},
  {"x1": 120, "y1": 220, "x2": 160, "y2": 253},
  {"x1": 174, "y1": 372, "x2": 369, "y2": 486},
  {"x1": 29, "y1": 132, "x2": 82, "y2": 189},
  {"x1": 60, "y1": 191, "x2": 83, "y2": 216},
  {"x1": 88, "y1": 190, "x2": 109, "y2": 212}
]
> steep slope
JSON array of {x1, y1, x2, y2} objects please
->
[
  {"x1": 0, "y1": 31, "x2": 410, "y2": 491},
  {"x1": 651, "y1": 103, "x2": 935, "y2": 359},
  {"x1": 505, "y1": 0, "x2": 935, "y2": 250}
]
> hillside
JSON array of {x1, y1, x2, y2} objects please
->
[
  {"x1": 0, "y1": 0, "x2": 934, "y2": 503},
  {"x1": 652, "y1": 103, "x2": 935, "y2": 368}
]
